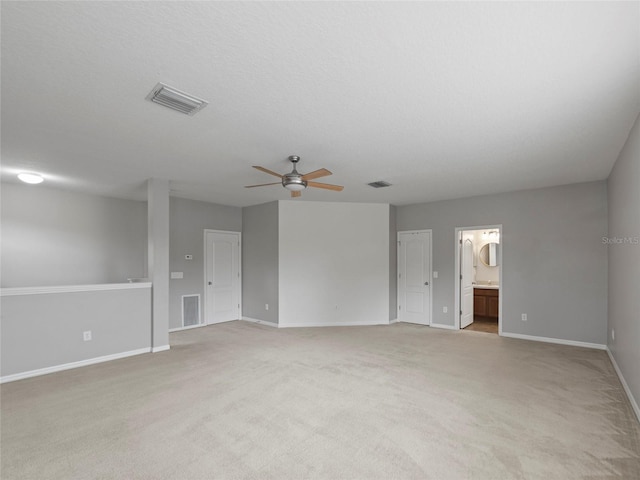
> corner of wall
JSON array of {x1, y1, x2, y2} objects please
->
[{"x1": 605, "y1": 111, "x2": 640, "y2": 424}]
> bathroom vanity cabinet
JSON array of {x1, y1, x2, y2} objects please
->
[{"x1": 473, "y1": 287, "x2": 499, "y2": 319}]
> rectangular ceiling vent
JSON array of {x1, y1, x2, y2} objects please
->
[
  {"x1": 145, "y1": 83, "x2": 208, "y2": 116},
  {"x1": 367, "y1": 180, "x2": 392, "y2": 188}
]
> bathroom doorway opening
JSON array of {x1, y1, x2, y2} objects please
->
[{"x1": 454, "y1": 226, "x2": 502, "y2": 335}]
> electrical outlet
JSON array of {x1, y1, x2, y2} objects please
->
[
  {"x1": 265, "y1": 303, "x2": 269, "y2": 311},
  {"x1": 83, "y1": 331, "x2": 92, "y2": 341},
  {"x1": 612, "y1": 329, "x2": 615, "y2": 341},
  {"x1": 443, "y1": 306, "x2": 448, "y2": 313},
  {"x1": 521, "y1": 313, "x2": 527, "y2": 322}
]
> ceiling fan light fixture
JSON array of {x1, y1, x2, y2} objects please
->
[
  {"x1": 246, "y1": 155, "x2": 341, "y2": 196},
  {"x1": 282, "y1": 178, "x2": 307, "y2": 191},
  {"x1": 284, "y1": 183, "x2": 306, "y2": 192}
]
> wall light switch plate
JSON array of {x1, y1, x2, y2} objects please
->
[
  {"x1": 443, "y1": 306, "x2": 448, "y2": 313},
  {"x1": 433, "y1": 271, "x2": 438, "y2": 278}
]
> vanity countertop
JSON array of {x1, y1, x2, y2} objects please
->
[{"x1": 473, "y1": 284, "x2": 499, "y2": 290}]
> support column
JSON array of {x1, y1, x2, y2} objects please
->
[{"x1": 147, "y1": 178, "x2": 170, "y2": 352}]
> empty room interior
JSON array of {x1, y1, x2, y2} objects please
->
[{"x1": 1, "y1": 2, "x2": 639, "y2": 479}]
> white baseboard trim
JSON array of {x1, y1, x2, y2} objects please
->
[
  {"x1": 241, "y1": 317, "x2": 279, "y2": 328},
  {"x1": 429, "y1": 323, "x2": 458, "y2": 330},
  {"x1": 0, "y1": 347, "x2": 151, "y2": 384},
  {"x1": 278, "y1": 320, "x2": 388, "y2": 328},
  {"x1": 151, "y1": 345, "x2": 170, "y2": 353},
  {"x1": 606, "y1": 347, "x2": 640, "y2": 424},
  {"x1": 500, "y1": 332, "x2": 606, "y2": 350},
  {"x1": 169, "y1": 323, "x2": 206, "y2": 333},
  {"x1": 389, "y1": 318, "x2": 399, "y2": 324}
]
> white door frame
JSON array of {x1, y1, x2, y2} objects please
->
[
  {"x1": 454, "y1": 225, "x2": 503, "y2": 335},
  {"x1": 397, "y1": 229, "x2": 433, "y2": 326},
  {"x1": 203, "y1": 229, "x2": 242, "y2": 324}
]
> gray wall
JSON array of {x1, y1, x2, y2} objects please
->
[
  {"x1": 241, "y1": 201, "x2": 279, "y2": 323},
  {"x1": 1, "y1": 183, "x2": 147, "y2": 287},
  {"x1": 389, "y1": 205, "x2": 397, "y2": 321},
  {"x1": 397, "y1": 181, "x2": 608, "y2": 345},
  {"x1": 607, "y1": 113, "x2": 640, "y2": 411},
  {"x1": 1, "y1": 286, "x2": 151, "y2": 378},
  {"x1": 278, "y1": 201, "x2": 389, "y2": 327},
  {"x1": 169, "y1": 197, "x2": 242, "y2": 330}
]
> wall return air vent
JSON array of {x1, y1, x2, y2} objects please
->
[{"x1": 145, "y1": 83, "x2": 208, "y2": 116}]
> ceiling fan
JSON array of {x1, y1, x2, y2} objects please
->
[{"x1": 245, "y1": 155, "x2": 344, "y2": 198}]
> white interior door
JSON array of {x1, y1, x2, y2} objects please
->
[
  {"x1": 398, "y1": 231, "x2": 431, "y2": 325},
  {"x1": 460, "y1": 232, "x2": 474, "y2": 328},
  {"x1": 205, "y1": 231, "x2": 241, "y2": 324}
]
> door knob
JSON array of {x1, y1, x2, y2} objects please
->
[
  {"x1": 208, "y1": 281, "x2": 212, "y2": 285},
  {"x1": 424, "y1": 281, "x2": 429, "y2": 285}
]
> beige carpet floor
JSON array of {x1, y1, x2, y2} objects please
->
[{"x1": 1, "y1": 321, "x2": 639, "y2": 480}]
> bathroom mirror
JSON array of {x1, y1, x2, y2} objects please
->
[{"x1": 479, "y1": 242, "x2": 499, "y2": 267}]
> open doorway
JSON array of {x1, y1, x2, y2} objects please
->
[{"x1": 454, "y1": 226, "x2": 502, "y2": 335}]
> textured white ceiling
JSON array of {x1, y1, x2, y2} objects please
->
[{"x1": 2, "y1": 1, "x2": 639, "y2": 207}]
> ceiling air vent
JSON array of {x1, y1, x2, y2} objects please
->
[
  {"x1": 367, "y1": 180, "x2": 392, "y2": 188},
  {"x1": 145, "y1": 83, "x2": 208, "y2": 116}
]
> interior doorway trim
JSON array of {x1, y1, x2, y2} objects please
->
[{"x1": 454, "y1": 225, "x2": 503, "y2": 335}]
